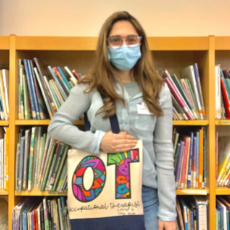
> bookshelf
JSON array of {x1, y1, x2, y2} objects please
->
[
  {"x1": 0, "y1": 34, "x2": 223, "y2": 230},
  {"x1": 0, "y1": 37, "x2": 9, "y2": 228}
]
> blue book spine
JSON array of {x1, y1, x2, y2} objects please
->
[
  {"x1": 196, "y1": 132, "x2": 199, "y2": 188},
  {"x1": 57, "y1": 67, "x2": 72, "y2": 90},
  {"x1": 175, "y1": 141, "x2": 185, "y2": 189},
  {"x1": 226, "y1": 210, "x2": 229, "y2": 230},
  {"x1": 23, "y1": 212, "x2": 28, "y2": 230},
  {"x1": 190, "y1": 209, "x2": 194, "y2": 230},
  {"x1": 187, "y1": 132, "x2": 194, "y2": 188},
  {"x1": 48, "y1": 66, "x2": 68, "y2": 100},
  {"x1": 27, "y1": 60, "x2": 41, "y2": 119},
  {"x1": 23, "y1": 59, "x2": 36, "y2": 119}
]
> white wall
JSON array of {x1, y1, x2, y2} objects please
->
[{"x1": 0, "y1": 0, "x2": 229, "y2": 36}]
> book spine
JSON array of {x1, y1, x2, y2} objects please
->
[
  {"x1": 57, "y1": 67, "x2": 72, "y2": 90},
  {"x1": 161, "y1": 71, "x2": 194, "y2": 120},
  {"x1": 43, "y1": 198, "x2": 50, "y2": 230},
  {"x1": 44, "y1": 77, "x2": 58, "y2": 111},
  {"x1": 193, "y1": 63, "x2": 206, "y2": 118},
  {"x1": 23, "y1": 59, "x2": 36, "y2": 119},
  {"x1": 187, "y1": 132, "x2": 194, "y2": 188},
  {"x1": 48, "y1": 81, "x2": 61, "y2": 109},
  {"x1": 48, "y1": 66, "x2": 68, "y2": 100},
  {"x1": 30, "y1": 60, "x2": 46, "y2": 119},
  {"x1": 23, "y1": 74, "x2": 32, "y2": 119},
  {"x1": 198, "y1": 128, "x2": 203, "y2": 189},
  {"x1": 64, "y1": 66, "x2": 77, "y2": 85},
  {"x1": 18, "y1": 137, "x2": 25, "y2": 192},
  {"x1": 53, "y1": 67, "x2": 70, "y2": 94},
  {"x1": 28, "y1": 127, "x2": 36, "y2": 190},
  {"x1": 27, "y1": 60, "x2": 41, "y2": 119},
  {"x1": 33, "y1": 58, "x2": 56, "y2": 115},
  {"x1": 196, "y1": 132, "x2": 199, "y2": 189}
]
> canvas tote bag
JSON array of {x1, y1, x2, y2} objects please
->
[{"x1": 67, "y1": 109, "x2": 146, "y2": 230}]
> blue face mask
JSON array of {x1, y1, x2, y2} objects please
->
[{"x1": 108, "y1": 44, "x2": 141, "y2": 71}]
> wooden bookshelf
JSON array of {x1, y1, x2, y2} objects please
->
[
  {"x1": 0, "y1": 36, "x2": 9, "y2": 230},
  {"x1": 0, "y1": 35, "x2": 223, "y2": 230},
  {"x1": 215, "y1": 120, "x2": 230, "y2": 125},
  {"x1": 216, "y1": 187, "x2": 230, "y2": 195},
  {"x1": 173, "y1": 120, "x2": 209, "y2": 126},
  {"x1": 15, "y1": 119, "x2": 84, "y2": 125},
  {"x1": 15, "y1": 189, "x2": 67, "y2": 196},
  {"x1": 0, "y1": 189, "x2": 8, "y2": 195},
  {"x1": 176, "y1": 188, "x2": 209, "y2": 195}
]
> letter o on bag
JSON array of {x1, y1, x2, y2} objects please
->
[{"x1": 72, "y1": 156, "x2": 106, "y2": 202}]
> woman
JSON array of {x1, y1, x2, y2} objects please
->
[{"x1": 48, "y1": 11, "x2": 176, "y2": 230}]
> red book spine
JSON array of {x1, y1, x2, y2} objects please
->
[{"x1": 72, "y1": 70, "x2": 80, "y2": 79}]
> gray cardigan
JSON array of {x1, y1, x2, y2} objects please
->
[{"x1": 47, "y1": 81, "x2": 176, "y2": 222}]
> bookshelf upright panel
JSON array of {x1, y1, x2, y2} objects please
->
[{"x1": 6, "y1": 36, "x2": 216, "y2": 230}]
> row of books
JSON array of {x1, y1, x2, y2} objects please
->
[
  {"x1": 176, "y1": 195, "x2": 208, "y2": 230},
  {"x1": 216, "y1": 196, "x2": 230, "y2": 230},
  {"x1": 0, "y1": 127, "x2": 9, "y2": 190},
  {"x1": 216, "y1": 132, "x2": 230, "y2": 187},
  {"x1": 215, "y1": 64, "x2": 230, "y2": 119},
  {"x1": 173, "y1": 126, "x2": 207, "y2": 189},
  {"x1": 0, "y1": 69, "x2": 9, "y2": 120},
  {"x1": 15, "y1": 127, "x2": 68, "y2": 193},
  {"x1": 0, "y1": 197, "x2": 8, "y2": 230},
  {"x1": 12, "y1": 196, "x2": 70, "y2": 230},
  {"x1": 18, "y1": 58, "x2": 82, "y2": 120},
  {"x1": 159, "y1": 63, "x2": 206, "y2": 120}
]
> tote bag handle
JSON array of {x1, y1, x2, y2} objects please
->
[{"x1": 84, "y1": 94, "x2": 120, "y2": 134}]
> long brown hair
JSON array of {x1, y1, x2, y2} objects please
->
[{"x1": 78, "y1": 11, "x2": 164, "y2": 119}]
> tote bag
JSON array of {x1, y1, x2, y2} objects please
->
[{"x1": 67, "y1": 111, "x2": 146, "y2": 230}]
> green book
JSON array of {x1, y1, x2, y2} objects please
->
[
  {"x1": 40, "y1": 141, "x2": 57, "y2": 192},
  {"x1": 57, "y1": 163, "x2": 67, "y2": 192},
  {"x1": 45, "y1": 141, "x2": 61, "y2": 191},
  {"x1": 28, "y1": 127, "x2": 37, "y2": 190},
  {"x1": 51, "y1": 145, "x2": 69, "y2": 192}
]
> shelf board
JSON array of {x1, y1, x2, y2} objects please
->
[
  {"x1": 176, "y1": 188, "x2": 209, "y2": 195},
  {"x1": 15, "y1": 119, "x2": 84, "y2": 125},
  {"x1": 215, "y1": 120, "x2": 230, "y2": 125},
  {"x1": 0, "y1": 189, "x2": 8, "y2": 195},
  {"x1": 173, "y1": 120, "x2": 209, "y2": 126},
  {"x1": 148, "y1": 37, "x2": 209, "y2": 51},
  {"x1": 215, "y1": 37, "x2": 230, "y2": 50},
  {"x1": 0, "y1": 36, "x2": 10, "y2": 50},
  {"x1": 0, "y1": 120, "x2": 9, "y2": 126},
  {"x1": 15, "y1": 36, "x2": 209, "y2": 51},
  {"x1": 16, "y1": 36, "x2": 98, "y2": 50},
  {"x1": 15, "y1": 189, "x2": 67, "y2": 196},
  {"x1": 216, "y1": 187, "x2": 230, "y2": 195}
]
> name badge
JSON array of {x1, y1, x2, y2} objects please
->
[{"x1": 136, "y1": 102, "x2": 152, "y2": 115}]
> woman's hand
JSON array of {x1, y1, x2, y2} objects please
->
[
  {"x1": 158, "y1": 219, "x2": 176, "y2": 230},
  {"x1": 100, "y1": 131, "x2": 137, "y2": 153}
]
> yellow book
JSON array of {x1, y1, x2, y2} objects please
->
[{"x1": 217, "y1": 136, "x2": 230, "y2": 185}]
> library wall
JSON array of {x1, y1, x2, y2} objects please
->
[{"x1": 0, "y1": 0, "x2": 229, "y2": 36}]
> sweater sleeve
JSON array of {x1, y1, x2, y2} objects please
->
[
  {"x1": 153, "y1": 84, "x2": 177, "y2": 222},
  {"x1": 47, "y1": 83, "x2": 106, "y2": 154}
]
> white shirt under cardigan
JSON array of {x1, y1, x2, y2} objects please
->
[{"x1": 47, "y1": 80, "x2": 177, "y2": 222}]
